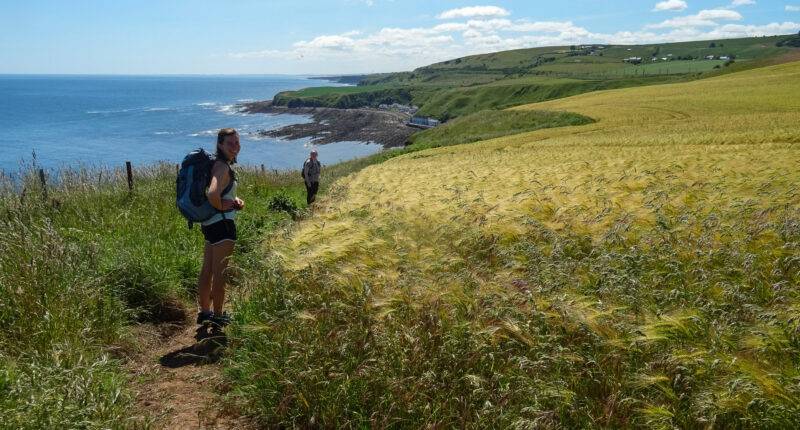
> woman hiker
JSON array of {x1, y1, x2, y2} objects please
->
[
  {"x1": 196, "y1": 128, "x2": 244, "y2": 329},
  {"x1": 303, "y1": 149, "x2": 321, "y2": 204}
]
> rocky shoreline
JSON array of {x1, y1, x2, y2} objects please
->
[{"x1": 238, "y1": 100, "x2": 419, "y2": 148}]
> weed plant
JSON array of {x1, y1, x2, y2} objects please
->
[
  {"x1": 0, "y1": 160, "x2": 312, "y2": 428},
  {"x1": 225, "y1": 62, "x2": 800, "y2": 427}
]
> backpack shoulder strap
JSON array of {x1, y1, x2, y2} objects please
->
[{"x1": 220, "y1": 162, "x2": 235, "y2": 196}]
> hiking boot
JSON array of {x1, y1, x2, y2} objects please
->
[
  {"x1": 196, "y1": 310, "x2": 214, "y2": 325},
  {"x1": 210, "y1": 312, "x2": 232, "y2": 329}
]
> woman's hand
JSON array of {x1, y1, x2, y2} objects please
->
[
  {"x1": 234, "y1": 197, "x2": 244, "y2": 210},
  {"x1": 221, "y1": 199, "x2": 236, "y2": 211}
]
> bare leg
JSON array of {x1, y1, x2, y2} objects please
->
[
  {"x1": 210, "y1": 240, "x2": 235, "y2": 316},
  {"x1": 197, "y1": 242, "x2": 214, "y2": 312}
]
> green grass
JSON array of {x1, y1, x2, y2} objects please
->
[
  {"x1": 405, "y1": 109, "x2": 593, "y2": 148},
  {"x1": 0, "y1": 104, "x2": 589, "y2": 422},
  {"x1": 616, "y1": 59, "x2": 729, "y2": 75},
  {"x1": 221, "y1": 60, "x2": 800, "y2": 428},
  {"x1": 274, "y1": 34, "x2": 799, "y2": 121},
  {"x1": 1, "y1": 37, "x2": 798, "y2": 429},
  {"x1": 276, "y1": 83, "x2": 397, "y2": 98},
  {"x1": 413, "y1": 75, "x2": 686, "y2": 120},
  {"x1": 0, "y1": 161, "x2": 330, "y2": 428}
]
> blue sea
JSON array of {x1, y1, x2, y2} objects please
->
[{"x1": 0, "y1": 75, "x2": 382, "y2": 174}]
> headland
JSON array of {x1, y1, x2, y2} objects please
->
[{"x1": 239, "y1": 100, "x2": 419, "y2": 148}]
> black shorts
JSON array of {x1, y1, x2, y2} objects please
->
[{"x1": 201, "y1": 220, "x2": 237, "y2": 245}]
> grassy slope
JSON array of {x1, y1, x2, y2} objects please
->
[
  {"x1": 227, "y1": 62, "x2": 800, "y2": 428},
  {"x1": 274, "y1": 35, "x2": 798, "y2": 120}
]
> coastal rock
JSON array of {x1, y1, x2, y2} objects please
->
[{"x1": 239, "y1": 101, "x2": 419, "y2": 148}]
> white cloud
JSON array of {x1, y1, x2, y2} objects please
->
[
  {"x1": 463, "y1": 29, "x2": 483, "y2": 38},
  {"x1": 647, "y1": 9, "x2": 742, "y2": 28},
  {"x1": 508, "y1": 21, "x2": 579, "y2": 33},
  {"x1": 653, "y1": 0, "x2": 688, "y2": 12},
  {"x1": 229, "y1": 9, "x2": 799, "y2": 73},
  {"x1": 722, "y1": 0, "x2": 755, "y2": 9},
  {"x1": 705, "y1": 21, "x2": 800, "y2": 37},
  {"x1": 787, "y1": 5, "x2": 800, "y2": 11},
  {"x1": 437, "y1": 6, "x2": 510, "y2": 19}
]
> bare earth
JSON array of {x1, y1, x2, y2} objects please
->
[
  {"x1": 239, "y1": 100, "x2": 419, "y2": 148},
  {"x1": 126, "y1": 315, "x2": 257, "y2": 429}
]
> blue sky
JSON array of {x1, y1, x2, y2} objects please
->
[{"x1": 1, "y1": 0, "x2": 798, "y2": 75}]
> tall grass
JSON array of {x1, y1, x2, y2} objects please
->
[
  {"x1": 0, "y1": 159, "x2": 321, "y2": 428},
  {"x1": 224, "y1": 62, "x2": 800, "y2": 427}
]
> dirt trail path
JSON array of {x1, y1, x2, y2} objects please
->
[{"x1": 126, "y1": 315, "x2": 257, "y2": 429}]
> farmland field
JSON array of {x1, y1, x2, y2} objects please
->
[
  {"x1": 617, "y1": 60, "x2": 729, "y2": 75},
  {"x1": 228, "y1": 62, "x2": 800, "y2": 427},
  {"x1": 539, "y1": 59, "x2": 730, "y2": 76},
  {"x1": 275, "y1": 35, "x2": 798, "y2": 121}
]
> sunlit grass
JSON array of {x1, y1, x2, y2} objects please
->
[
  {"x1": 228, "y1": 62, "x2": 800, "y2": 427},
  {"x1": 0, "y1": 160, "x2": 315, "y2": 428}
]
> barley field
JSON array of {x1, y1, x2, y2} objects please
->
[{"x1": 229, "y1": 62, "x2": 800, "y2": 427}]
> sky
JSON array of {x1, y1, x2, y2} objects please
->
[{"x1": 1, "y1": 0, "x2": 798, "y2": 75}]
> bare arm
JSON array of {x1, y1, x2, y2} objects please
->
[
  {"x1": 207, "y1": 162, "x2": 234, "y2": 211},
  {"x1": 304, "y1": 160, "x2": 311, "y2": 186}
]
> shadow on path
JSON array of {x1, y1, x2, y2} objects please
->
[{"x1": 159, "y1": 327, "x2": 227, "y2": 368}]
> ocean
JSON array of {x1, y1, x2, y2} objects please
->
[{"x1": 0, "y1": 75, "x2": 382, "y2": 174}]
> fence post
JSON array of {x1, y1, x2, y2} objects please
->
[
  {"x1": 39, "y1": 169, "x2": 47, "y2": 202},
  {"x1": 260, "y1": 164, "x2": 265, "y2": 173},
  {"x1": 175, "y1": 163, "x2": 180, "y2": 176},
  {"x1": 273, "y1": 169, "x2": 278, "y2": 175},
  {"x1": 126, "y1": 161, "x2": 133, "y2": 193}
]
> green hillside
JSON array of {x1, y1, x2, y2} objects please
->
[{"x1": 272, "y1": 34, "x2": 800, "y2": 121}]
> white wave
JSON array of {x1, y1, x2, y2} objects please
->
[
  {"x1": 237, "y1": 98, "x2": 255, "y2": 103},
  {"x1": 217, "y1": 104, "x2": 236, "y2": 114},
  {"x1": 154, "y1": 131, "x2": 170, "y2": 135},
  {"x1": 188, "y1": 129, "x2": 218, "y2": 137},
  {"x1": 195, "y1": 102, "x2": 218, "y2": 107},
  {"x1": 86, "y1": 108, "x2": 132, "y2": 114},
  {"x1": 145, "y1": 107, "x2": 169, "y2": 112}
]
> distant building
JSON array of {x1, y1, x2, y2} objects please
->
[
  {"x1": 410, "y1": 116, "x2": 440, "y2": 127},
  {"x1": 706, "y1": 55, "x2": 716, "y2": 60},
  {"x1": 720, "y1": 56, "x2": 730, "y2": 60}
]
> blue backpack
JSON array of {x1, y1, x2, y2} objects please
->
[{"x1": 176, "y1": 148, "x2": 233, "y2": 228}]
